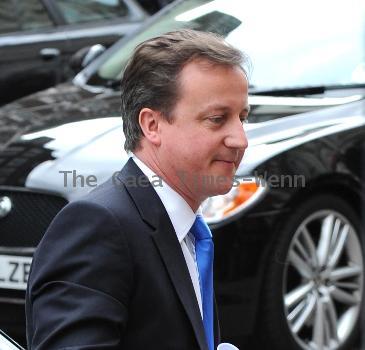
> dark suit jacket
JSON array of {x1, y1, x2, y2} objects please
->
[{"x1": 26, "y1": 158, "x2": 220, "y2": 349}]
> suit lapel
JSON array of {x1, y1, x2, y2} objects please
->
[
  {"x1": 152, "y1": 223, "x2": 208, "y2": 350},
  {"x1": 117, "y1": 159, "x2": 208, "y2": 350}
]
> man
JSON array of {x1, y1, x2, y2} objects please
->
[{"x1": 26, "y1": 29, "x2": 250, "y2": 349}]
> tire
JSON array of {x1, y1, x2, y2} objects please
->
[{"x1": 259, "y1": 194, "x2": 364, "y2": 350}]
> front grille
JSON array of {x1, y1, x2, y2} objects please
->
[{"x1": 0, "y1": 188, "x2": 68, "y2": 247}]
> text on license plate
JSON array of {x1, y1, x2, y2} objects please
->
[{"x1": 0, "y1": 255, "x2": 33, "y2": 290}]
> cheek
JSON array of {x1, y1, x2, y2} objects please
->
[
  {"x1": 168, "y1": 143, "x2": 208, "y2": 172},
  {"x1": 163, "y1": 138, "x2": 191, "y2": 168},
  {"x1": 162, "y1": 127, "x2": 217, "y2": 167},
  {"x1": 194, "y1": 137, "x2": 219, "y2": 157}
]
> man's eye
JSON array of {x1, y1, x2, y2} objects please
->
[{"x1": 208, "y1": 116, "x2": 224, "y2": 124}]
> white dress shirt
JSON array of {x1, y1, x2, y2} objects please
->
[{"x1": 132, "y1": 156, "x2": 203, "y2": 316}]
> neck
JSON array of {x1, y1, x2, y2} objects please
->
[{"x1": 134, "y1": 149, "x2": 204, "y2": 212}]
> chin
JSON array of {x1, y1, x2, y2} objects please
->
[
  {"x1": 192, "y1": 172, "x2": 234, "y2": 197},
  {"x1": 204, "y1": 182, "x2": 234, "y2": 197}
]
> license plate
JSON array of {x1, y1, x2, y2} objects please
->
[{"x1": 0, "y1": 255, "x2": 32, "y2": 290}]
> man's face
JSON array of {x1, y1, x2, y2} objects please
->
[{"x1": 158, "y1": 58, "x2": 249, "y2": 204}]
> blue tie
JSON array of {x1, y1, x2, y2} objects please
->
[{"x1": 190, "y1": 215, "x2": 214, "y2": 350}]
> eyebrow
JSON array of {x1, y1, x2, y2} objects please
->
[{"x1": 199, "y1": 103, "x2": 251, "y2": 115}]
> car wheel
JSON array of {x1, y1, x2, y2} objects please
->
[{"x1": 260, "y1": 194, "x2": 364, "y2": 350}]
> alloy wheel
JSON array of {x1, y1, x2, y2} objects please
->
[{"x1": 283, "y1": 210, "x2": 364, "y2": 350}]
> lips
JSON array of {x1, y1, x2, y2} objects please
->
[
  {"x1": 214, "y1": 159, "x2": 237, "y2": 173},
  {"x1": 220, "y1": 159, "x2": 236, "y2": 163},
  {"x1": 215, "y1": 159, "x2": 237, "y2": 167},
  {"x1": 214, "y1": 151, "x2": 243, "y2": 169}
]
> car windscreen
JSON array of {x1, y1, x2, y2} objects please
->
[
  {"x1": 85, "y1": 0, "x2": 365, "y2": 90},
  {"x1": 53, "y1": 0, "x2": 130, "y2": 24}
]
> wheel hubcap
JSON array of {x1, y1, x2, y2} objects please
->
[{"x1": 283, "y1": 210, "x2": 363, "y2": 350}]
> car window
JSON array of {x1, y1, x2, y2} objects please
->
[
  {"x1": 87, "y1": 0, "x2": 365, "y2": 90},
  {"x1": 54, "y1": 0, "x2": 129, "y2": 24},
  {"x1": 18, "y1": 0, "x2": 53, "y2": 31},
  {"x1": 0, "y1": 0, "x2": 52, "y2": 34},
  {"x1": 0, "y1": 4, "x2": 19, "y2": 34}
]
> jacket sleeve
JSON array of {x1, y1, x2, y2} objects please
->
[{"x1": 26, "y1": 200, "x2": 133, "y2": 350}]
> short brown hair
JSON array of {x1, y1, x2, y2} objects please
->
[{"x1": 120, "y1": 29, "x2": 248, "y2": 152}]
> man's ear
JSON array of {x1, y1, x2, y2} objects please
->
[{"x1": 138, "y1": 108, "x2": 162, "y2": 146}]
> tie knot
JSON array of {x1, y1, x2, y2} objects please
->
[{"x1": 190, "y1": 215, "x2": 212, "y2": 241}]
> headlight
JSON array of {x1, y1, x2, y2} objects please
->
[{"x1": 202, "y1": 176, "x2": 267, "y2": 226}]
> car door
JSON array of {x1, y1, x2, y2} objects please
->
[{"x1": 0, "y1": 0, "x2": 70, "y2": 106}]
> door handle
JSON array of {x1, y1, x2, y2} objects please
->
[{"x1": 39, "y1": 48, "x2": 60, "y2": 60}]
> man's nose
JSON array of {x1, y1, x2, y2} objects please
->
[{"x1": 224, "y1": 119, "x2": 248, "y2": 150}]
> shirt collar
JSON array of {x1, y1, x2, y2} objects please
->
[{"x1": 132, "y1": 155, "x2": 198, "y2": 243}]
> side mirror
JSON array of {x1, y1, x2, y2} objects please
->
[
  {"x1": 69, "y1": 44, "x2": 106, "y2": 74},
  {"x1": 0, "y1": 329, "x2": 24, "y2": 349}
]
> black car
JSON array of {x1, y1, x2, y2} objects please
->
[
  {"x1": 0, "y1": 0, "x2": 147, "y2": 106},
  {"x1": 0, "y1": 0, "x2": 364, "y2": 349}
]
